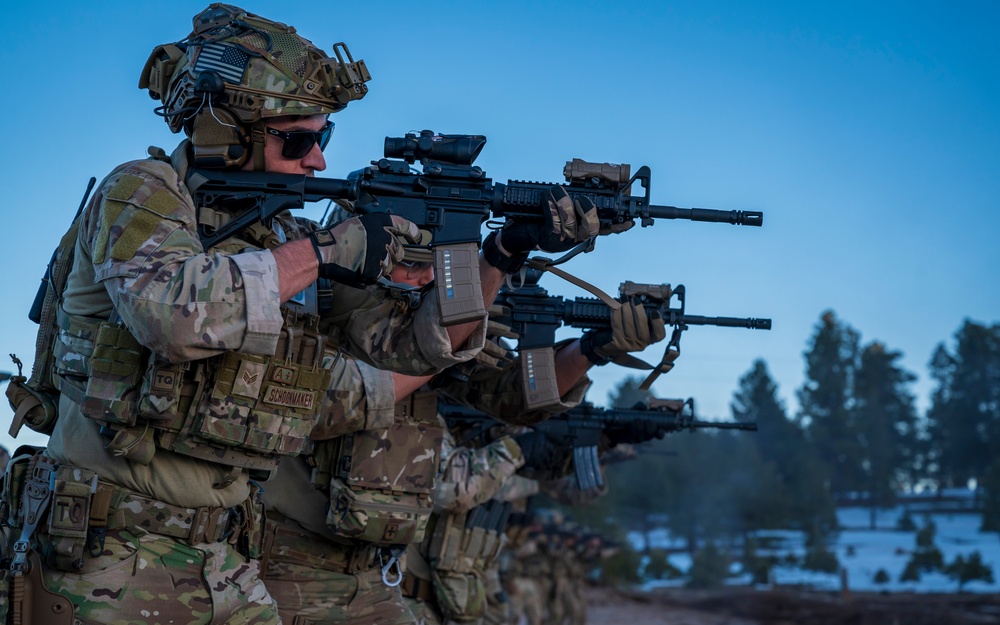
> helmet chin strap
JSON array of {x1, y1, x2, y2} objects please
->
[{"x1": 250, "y1": 120, "x2": 267, "y2": 171}]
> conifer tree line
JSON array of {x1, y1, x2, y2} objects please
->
[{"x1": 567, "y1": 311, "x2": 1000, "y2": 551}]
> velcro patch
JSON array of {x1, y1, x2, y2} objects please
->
[
  {"x1": 233, "y1": 360, "x2": 266, "y2": 398},
  {"x1": 105, "y1": 174, "x2": 144, "y2": 201},
  {"x1": 143, "y1": 189, "x2": 182, "y2": 216},
  {"x1": 110, "y1": 208, "x2": 162, "y2": 261},
  {"x1": 93, "y1": 200, "x2": 127, "y2": 264}
]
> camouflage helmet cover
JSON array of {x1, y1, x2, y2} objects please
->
[{"x1": 140, "y1": 3, "x2": 371, "y2": 134}]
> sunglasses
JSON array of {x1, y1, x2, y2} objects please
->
[
  {"x1": 266, "y1": 121, "x2": 334, "y2": 159},
  {"x1": 397, "y1": 259, "x2": 434, "y2": 272}
]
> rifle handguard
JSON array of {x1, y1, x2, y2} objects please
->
[{"x1": 482, "y1": 231, "x2": 528, "y2": 275}]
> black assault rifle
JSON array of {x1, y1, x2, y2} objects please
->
[
  {"x1": 439, "y1": 398, "x2": 757, "y2": 491},
  {"x1": 491, "y1": 269, "x2": 771, "y2": 405},
  {"x1": 186, "y1": 130, "x2": 764, "y2": 324}
]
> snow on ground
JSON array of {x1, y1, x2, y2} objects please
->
[{"x1": 628, "y1": 494, "x2": 1000, "y2": 593}]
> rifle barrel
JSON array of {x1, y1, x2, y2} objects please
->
[
  {"x1": 689, "y1": 420, "x2": 759, "y2": 431},
  {"x1": 679, "y1": 314, "x2": 772, "y2": 330},
  {"x1": 647, "y1": 205, "x2": 763, "y2": 227}
]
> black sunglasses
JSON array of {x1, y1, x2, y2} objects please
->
[{"x1": 265, "y1": 121, "x2": 334, "y2": 159}]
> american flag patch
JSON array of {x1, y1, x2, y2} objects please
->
[{"x1": 193, "y1": 42, "x2": 250, "y2": 84}]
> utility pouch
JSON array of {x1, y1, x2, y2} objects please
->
[
  {"x1": 4, "y1": 379, "x2": 58, "y2": 438},
  {"x1": 424, "y1": 499, "x2": 511, "y2": 620},
  {"x1": 326, "y1": 392, "x2": 442, "y2": 546},
  {"x1": 233, "y1": 483, "x2": 266, "y2": 560},
  {"x1": 138, "y1": 358, "x2": 192, "y2": 423},
  {"x1": 105, "y1": 424, "x2": 157, "y2": 465},
  {"x1": 1, "y1": 447, "x2": 44, "y2": 530},
  {"x1": 431, "y1": 567, "x2": 487, "y2": 623},
  {"x1": 44, "y1": 465, "x2": 98, "y2": 572},
  {"x1": 81, "y1": 322, "x2": 145, "y2": 427}
]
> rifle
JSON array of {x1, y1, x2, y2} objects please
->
[
  {"x1": 439, "y1": 398, "x2": 756, "y2": 490},
  {"x1": 186, "y1": 130, "x2": 764, "y2": 324},
  {"x1": 491, "y1": 269, "x2": 771, "y2": 406}
]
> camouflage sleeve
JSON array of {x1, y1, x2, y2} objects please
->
[
  {"x1": 334, "y1": 287, "x2": 486, "y2": 375},
  {"x1": 432, "y1": 426, "x2": 525, "y2": 513},
  {"x1": 495, "y1": 475, "x2": 541, "y2": 502},
  {"x1": 435, "y1": 339, "x2": 592, "y2": 425},
  {"x1": 309, "y1": 354, "x2": 396, "y2": 441},
  {"x1": 81, "y1": 158, "x2": 283, "y2": 362}
]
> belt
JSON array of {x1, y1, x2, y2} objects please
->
[
  {"x1": 92, "y1": 482, "x2": 241, "y2": 544},
  {"x1": 263, "y1": 518, "x2": 381, "y2": 574}
]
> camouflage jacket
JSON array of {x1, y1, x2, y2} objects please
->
[{"x1": 45, "y1": 142, "x2": 485, "y2": 509}]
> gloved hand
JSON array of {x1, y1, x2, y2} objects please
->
[
  {"x1": 511, "y1": 430, "x2": 557, "y2": 472},
  {"x1": 309, "y1": 213, "x2": 419, "y2": 288},
  {"x1": 580, "y1": 298, "x2": 667, "y2": 365},
  {"x1": 603, "y1": 418, "x2": 666, "y2": 446},
  {"x1": 489, "y1": 185, "x2": 600, "y2": 264}
]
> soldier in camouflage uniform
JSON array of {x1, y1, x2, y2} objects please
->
[
  {"x1": 260, "y1": 239, "x2": 667, "y2": 625},
  {"x1": 255, "y1": 137, "x2": 645, "y2": 622},
  {"x1": 400, "y1": 309, "x2": 666, "y2": 624},
  {"x1": 0, "y1": 5, "x2": 514, "y2": 625}
]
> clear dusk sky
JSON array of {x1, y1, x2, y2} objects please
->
[{"x1": 0, "y1": 1, "x2": 997, "y2": 452}]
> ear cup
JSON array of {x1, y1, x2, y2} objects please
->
[{"x1": 190, "y1": 108, "x2": 249, "y2": 168}]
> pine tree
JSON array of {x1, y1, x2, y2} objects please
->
[
  {"x1": 926, "y1": 321, "x2": 1000, "y2": 497},
  {"x1": 608, "y1": 375, "x2": 654, "y2": 409},
  {"x1": 853, "y1": 341, "x2": 919, "y2": 528},
  {"x1": 732, "y1": 359, "x2": 836, "y2": 535},
  {"x1": 797, "y1": 311, "x2": 863, "y2": 498},
  {"x1": 945, "y1": 551, "x2": 995, "y2": 591}
]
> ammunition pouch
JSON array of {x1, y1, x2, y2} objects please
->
[
  {"x1": 52, "y1": 303, "x2": 330, "y2": 474},
  {"x1": 418, "y1": 499, "x2": 512, "y2": 622},
  {"x1": 81, "y1": 321, "x2": 145, "y2": 427},
  {"x1": 321, "y1": 392, "x2": 442, "y2": 546}
]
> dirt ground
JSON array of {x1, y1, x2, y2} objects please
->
[{"x1": 584, "y1": 585, "x2": 1000, "y2": 625}]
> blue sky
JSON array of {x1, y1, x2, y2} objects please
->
[{"x1": 1, "y1": 1, "x2": 997, "y2": 452}]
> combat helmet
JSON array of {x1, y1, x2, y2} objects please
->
[{"x1": 139, "y1": 3, "x2": 371, "y2": 169}]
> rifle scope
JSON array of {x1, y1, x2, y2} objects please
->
[{"x1": 384, "y1": 130, "x2": 486, "y2": 165}]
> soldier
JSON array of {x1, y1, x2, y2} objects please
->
[
  {"x1": 400, "y1": 323, "x2": 668, "y2": 625},
  {"x1": 0, "y1": 5, "x2": 525, "y2": 624},
  {"x1": 258, "y1": 276, "x2": 615, "y2": 623},
  {"x1": 261, "y1": 232, "x2": 667, "y2": 624}
]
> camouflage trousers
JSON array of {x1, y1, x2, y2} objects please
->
[
  {"x1": 506, "y1": 576, "x2": 545, "y2": 625},
  {"x1": 264, "y1": 560, "x2": 415, "y2": 625},
  {"x1": 405, "y1": 596, "x2": 491, "y2": 625},
  {"x1": 40, "y1": 528, "x2": 278, "y2": 625}
]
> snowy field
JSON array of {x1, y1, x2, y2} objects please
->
[{"x1": 630, "y1": 491, "x2": 1000, "y2": 593}]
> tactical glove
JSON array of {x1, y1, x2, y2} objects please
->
[
  {"x1": 579, "y1": 298, "x2": 667, "y2": 365},
  {"x1": 511, "y1": 430, "x2": 557, "y2": 472},
  {"x1": 309, "y1": 213, "x2": 419, "y2": 288},
  {"x1": 484, "y1": 186, "x2": 601, "y2": 273},
  {"x1": 604, "y1": 418, "x2": 666, "y2": 446}
]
